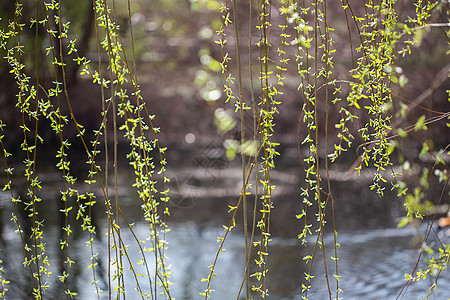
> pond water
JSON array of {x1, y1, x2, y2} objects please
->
[{"x1": 0, "y1": 165, "x2": 449, "y2": 299}]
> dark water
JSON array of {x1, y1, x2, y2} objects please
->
[{"x1": 0, "y1": 166, "x2": 449, "y2": 299}]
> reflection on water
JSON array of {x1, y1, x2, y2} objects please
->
[
  {"x1": 1, "y1": 217, "x2": 449, "y2": 299},
  {"x1": 0, "y1": 167, "x2": 449, "y2": 299},
  {"x1": 73, "y1": 221, "x2": 303, "y2": 300},
  {"x1": 307, "y1": 226, "x2": 450, "y2": 300}
]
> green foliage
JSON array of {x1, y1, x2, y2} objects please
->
[
  {"x1": 0, "y1": 0, "x2": 448, "y2": 299},
  {"x1": 205, "y1": 0, "x2": 449, "y2": 299},
  {"x1": 1, "y1": 0, "x2": 171, "y2": 299}
]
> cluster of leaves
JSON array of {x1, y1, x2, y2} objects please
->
[
  {"x1": 206, "y1": 0, "x2": 449, "y2": 300},
  {"x1": 0, "y1": 0, "x2": 448, "y2": 299},
  {"x1": 0, "y1": 0, "x2": 171, "y2": 299}
]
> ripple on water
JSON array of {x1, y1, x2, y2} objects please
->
[{"x1": 306, "y1": 225, "x2": 450, "y2": 300}]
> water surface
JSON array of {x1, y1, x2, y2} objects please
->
[{"x1": 0, "y1": 166, "x2": 449, "y2": 299}]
